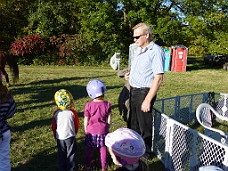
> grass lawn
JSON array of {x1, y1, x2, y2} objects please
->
[{"x1": 4, "y1": 58, "x2": 228, "y2": 171}]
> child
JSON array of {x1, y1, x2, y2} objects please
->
[
  {"x1": 84, "y1": 79, "x2": 112, "y2": 171},
  {"x1": 105, "y1": 127, "x2": 148, "y2": 171},
  {"x1": 0, "y1": 72, "x2": 17, "y2": 171},
  {"x1": 52, "y1": 89, "x2": 80, "y2": 171}
]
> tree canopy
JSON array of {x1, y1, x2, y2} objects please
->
[{"x1": 0, "y1": 0, "x2": 228, "y2": 65}]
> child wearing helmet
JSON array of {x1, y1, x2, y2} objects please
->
[
  {"x1": 0, "y1": 71, "x2": 17, "y2": 171},
  {"x1": 52, "y1": 89, "x2": 80, "y2": 171},
  {"x1": 84, "y1": 79, "x2": 112, "y2": 171},
  {"x1": 105, "y1": 128, "x2": 148, "y2": 171}
]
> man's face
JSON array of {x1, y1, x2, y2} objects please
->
[{"x1": 133, "y1": 27, "x2": 147, "y2": 48}]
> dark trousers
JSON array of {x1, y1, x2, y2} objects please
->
[
  {"x1": 130, "y1": 87, "x2": 156, "y2": 157},
  {"x1": 57, "y1": 137, "x2": 77, "y2": 171}
]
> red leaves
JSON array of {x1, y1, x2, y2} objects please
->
[{"x1": 10, "y1": 34, "x2": 46, "y2": 56}]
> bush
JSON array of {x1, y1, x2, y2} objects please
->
[
  {"x1": 10, "y1": 34, "x2": 46, "y2": 64},
  {"x1": 49, "y1": 34, "x2": 88, "y2": 65}
]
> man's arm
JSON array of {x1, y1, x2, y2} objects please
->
[{"x1": 141, "y1": 73, "x2": 163, "y2": 112}]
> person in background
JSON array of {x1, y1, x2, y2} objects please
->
[
  {"x1": 0, "y1": 71, "x2": 17, "y2": 171},
  {"x1": 117, "y1": 68, "x2": 131, "y2": 128},
  {"x1": 125, "y1": 22, "x2": 165, "y2": 161},
  {"x1": 52, "y1": 89, "x2": 80, "y2": 171},
  {"x1": 84, "y1": 79, "x2": 112, "y2": 171},
  {"x1": 105, "y1": 127, "x2": 148, "y2": 171}
]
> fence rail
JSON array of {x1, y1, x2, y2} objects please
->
[{"x1": 152, "y1": 92, "x2": 228, "y2": 171}]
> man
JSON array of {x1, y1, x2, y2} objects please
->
[{"x1": 125, "y1": 23, "x2": 165, "y2": 161}]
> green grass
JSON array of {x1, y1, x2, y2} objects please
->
[{"x1": 4, "y1": 60, "x2": 228, "y2": 171}]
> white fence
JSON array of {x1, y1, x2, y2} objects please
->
[{"x1": 152, "y1": 92, "x2": 228, "y2": 171}]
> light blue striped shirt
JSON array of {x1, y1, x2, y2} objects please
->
[{"x1": 129, "y1": 41, "x2": 165, "y2": 88}]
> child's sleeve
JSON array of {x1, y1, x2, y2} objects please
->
[
  {"x1": 5, "y1": 97, "x2": 16, "y2": 119},
  {"x1": 71, "y1": 109, "x2": 80, "y2": 134},
  {"x1": 51, "y1": 110, "x2": 58, "y2": 139}
]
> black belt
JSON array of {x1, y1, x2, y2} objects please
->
[{"x1": 130, "y1": 86, "x2": 150, "y2": 91}]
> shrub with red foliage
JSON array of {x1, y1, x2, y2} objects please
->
[
  {"x1": 49, "y1": 34, "x2": 79, "y2": 57},
  {"x1": 10, "y1": 34, "x2": 46, "y2": 56}
]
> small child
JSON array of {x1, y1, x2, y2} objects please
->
[
  {"x1": 52, "y1": 89, "x2": 80, "y2": 171},
  {"x1": 84, "y1": 79, "x2": 112, "y2": 171},
  {"x1": 105, "y1": 127, "x2": 148, "y2": 171},
  {"x1": 0, "y1": 74, "x2": 17, "y2": 171}
]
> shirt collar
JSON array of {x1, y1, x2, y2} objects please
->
[{"x1": 138, "y1": 41, "x2": 154, "y2": 54}]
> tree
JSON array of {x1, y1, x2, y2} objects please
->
[
  {"x1": 176, "y1": 0, "x2": 228, "y2": 55},
  {"x1": 27, "y1": 0, "x2": 79, "y2": 38},
  {"x1": 2, "y1": 0, "x2": 228, "y2": 64},
  {"x1": 74, "y1": 0, "x2": 126, "y2": 64},
  {"x1": 0, "y1": 1, "x2": 28, "y2": 43}
]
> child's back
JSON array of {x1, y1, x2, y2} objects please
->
[
  {"x1": 0, "y1": 81, "x2": 16, "y2": 171},
  {"x1": 53, "y1": 109, "x2": 79, "y2": 140},
  {"x1": 52, "y1": 89, "x2": 80, "y2": 171},
  {"x1": 84, "y1": 79, "x2": 111, "y2": 171},
  {"x1": 84, "y1": 100, "x2": 111, "y2": 135}
]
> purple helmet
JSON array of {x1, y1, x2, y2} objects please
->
[
  {"x1": 86, "y1": 79, "x2": 106, "y2": 99},
  {"x1": 105, "y1": 128, "x2": 145, "y2": 165}
]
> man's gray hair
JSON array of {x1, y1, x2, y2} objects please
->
[{"x1": 132, "y1": 23, "x2": 152, "y2": 35}]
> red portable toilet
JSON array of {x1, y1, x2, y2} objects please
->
[{"x1": 171, "y1": 45, "x2": 188, "y2": 72}]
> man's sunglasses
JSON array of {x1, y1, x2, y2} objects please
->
[{"x1": 133, "y1": 35, "x2": 143, "y2": 39}]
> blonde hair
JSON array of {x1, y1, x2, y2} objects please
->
[
  {"x1": 0, "y1": 83, "x2": 12, "y2": 104},
  {"x1": 132, "y1": 23, "x2": 152, "y2": 36}
]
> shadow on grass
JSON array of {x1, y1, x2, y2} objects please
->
[
  {"x1": 12, "y1": 136, "x2": 117, "y2": 171},
  {"x1": 10, "y1": 74, "x2": 122, "y2": 114},
  {"x1": 148, "y1": 159, "x2": 165, "y2": 171},
  {"x1": 11, "y1": 73, "x2": 117, "y2": 97},
  {"x1": 11, "y1": 146, "x2": 58, "y2": 171},
  {"x1": 10, "y1": 118, "x2": 52, "y2": 134},
  {"x1": 11, "y1": 76, "x2": 90, "y2": 101}
]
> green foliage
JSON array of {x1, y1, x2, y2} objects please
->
[
  {"x1": 76, "y1": 0, "x2": 126, "y2": 63},
  {"x1": 76, "y1": 1, "x2": 133, "y2": 63},
  {"x1": 27, "y1": 0, "x2": 78, "y2": 38},
  {"x1": 49, "y1": 34, "x2": 89, "y2": 65},
  {"x1": 32, "y1": 53, "x2": 58, "y2": 66},
  {"x1": 182, "y1": 0, "x2": 228, "y2": 54},
  {"x1": 1, "y1": 0, "x2": 228, "y2": 65},
  {"x1": 0, "y1": 1, "x2": 29, "y2": 42}
]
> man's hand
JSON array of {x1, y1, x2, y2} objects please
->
[
  {"x1": 141, "y1": 99, "x2": 151, "y2": 112},
  {"x1": 124, "y1": 72, "x2": 130, "y2": 81}
]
